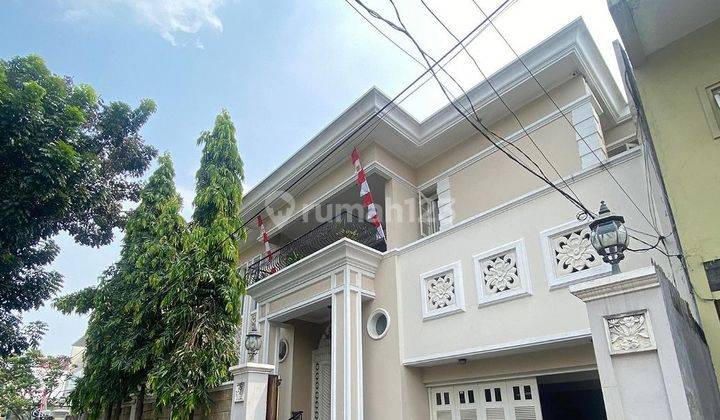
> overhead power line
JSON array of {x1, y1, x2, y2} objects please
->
[
  {"x1": 417, "y1": 0, "x2": 586, "y2": 215},
  {"x1": 217, "y1": 0, "x2": 516, "y2": 249},
  {"x1": 349, "y1": 0, "x2": 549, "y2": 180},
  {"x1": 471, "y1": 1, "x2": 662, "y2": 237},
  {"x1": 353, "y1": 0, "x2": 592, "y2": 216}
]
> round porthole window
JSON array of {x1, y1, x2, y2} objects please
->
[
  {"x1": 278, "y1": 339, "x2": 289, "y2": 363},
  {"x1": 367, "y1": 309, "x2": 390, "y2": 340}
]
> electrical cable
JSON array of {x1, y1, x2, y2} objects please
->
[
  {"x1": 352, "y1": 0, "x2": 549, "y2": 180},
  {"x1": 354, "y1": 0, "x2": 592, "y2": 216},
  {"x1": 212, "y1": 0, "x2": 516, "y2": 251},
  {"x1": 417, "y1": 0, "x2": 586, "y2": 216},
  {"x1": 471, "y1": 0, "x2": 663, "y2": 237}
]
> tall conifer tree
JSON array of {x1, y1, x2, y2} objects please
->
[
  {"x1": 150, "y1": 110, "x2": 245, "y2": 418},
  {"x1": 56, "y1": 154, "x2": 185, "y2": 419}
]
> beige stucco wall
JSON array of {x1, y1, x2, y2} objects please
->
[
  {"x1": 384, "y1": 178, "x2": 421, "y2": 249},
  {"x1": 632, "y1": 17, "x2": 720, "y2": 381},
  {"x1": 448, "y1": 117, "x2": 580, "y2": 222},
  {"x1": 604, "y1": 118, "x2": 636, "y2": 146},
  {"x1": 415, "y1": 76, "x2": 587, "y2": 187},
  {"x1": 397, "y1": 152, "x2": 671, "y2": 362}
]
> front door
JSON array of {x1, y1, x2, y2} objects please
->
[{"x1": 311, "y1": 328, "x2": 331, "y2": 420}]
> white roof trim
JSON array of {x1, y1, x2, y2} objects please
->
[{"x1": 241, "y1": 18, "x2": 629, "y2": 220}]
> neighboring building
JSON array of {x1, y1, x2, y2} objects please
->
[
  {"x1": 231, "y1": 19, "x2": 719, "y2": 420},
  {"x1": 608, "y1": 0, "x2": 720, "y2": 384},
  {"x1": 60, "y1": 336, "x2": 86, "y2": 399}
]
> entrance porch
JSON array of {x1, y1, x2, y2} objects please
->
[{"x1": 237, "y1": 239, "x2": 382, "y2": 420}]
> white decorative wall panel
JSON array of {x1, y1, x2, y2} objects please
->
[
  {"x1": 541, "y1": 220, "x2": 610, "y2": 288},
  {"x1": 420, "y1": 261, "x2": 465, "y2": 320},
  {"x1": 474, "y1": 240, "x2": 531, "y2": 306}
]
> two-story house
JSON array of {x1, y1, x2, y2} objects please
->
[{"x1": 232, "y1": 19, "x2": 719, "y2": 420}]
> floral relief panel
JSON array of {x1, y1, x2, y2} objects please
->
[
  {"x1": 474, "y1": 240, "x2": 531, "y2": 306},
  {"x1": 480, "y1": 251, "x2": 520, "y2": 295},
  {"x1": 427, "y1": 271, "x2": 456, "y2": 309},
  {"x1": 605, "y1": 311, "x2": 655, "y2": 354},
  {"x1": 552, "y1": 226, "x2": 602, "y2": 275},
  {"x1": 420, "y1": 262, "x2": 465, "y2": 320},
  {"x1": 542, "y1": 222, "x2": 609, "y2": 287}
]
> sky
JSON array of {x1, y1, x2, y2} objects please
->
[{"x1": 0, "y1": 0, "x2": 623, "y2": 355}]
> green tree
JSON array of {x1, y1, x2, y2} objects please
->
[
  {"x1": 55, "y1": 155, "x2": 186, "y2": 420},
  {"x1": 0, "y1": 54, "x2": 157, "y2": 356},
  {"x1": 0, "y1": 349, "x2": 71, "y2": 420},
  {"x1": 56, "y1": 267, "x2": 135, "y2": 420},
  {"x1": 150, "y1": 110, "x2": 245, "y2": 418}
]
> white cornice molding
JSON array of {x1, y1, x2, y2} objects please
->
[
  {"x1": 569, "y1": 265, "x2": 659, "y2": 302},
  {"x1": 402, "y1": 329, "x2": 592, "y2": 367},
  {"x1": 247, "y1": 238, "x2": 383, "y2": 302},
  {"x1": 389, "y1": 147, "x2": 641, "y2": 257},
  {"x1": 417, "y1": 93, "x2": 599, "y2": 190},
  {"x1": 240, "y1": 18, "x2": 629, "y2": 219}
]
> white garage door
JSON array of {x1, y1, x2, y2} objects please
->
[{"x1": 429, "y1": 378, "x2": 542, "y2": 420}]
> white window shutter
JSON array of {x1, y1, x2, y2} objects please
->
[
  {"x1": 480, "y1": 382, "x2": 507, "y2": 420},
  {"x1": 506, "y1": 379, "x2": 543, "y2": 420},
  {"x1": 430, "y1": 387, "x2": 454, "y2": 420},
  {"x1": 419, "y1": 191, "x2": 433, "y2": 237},
  {"x1": 436, "y1": 177, "x2": 453, "y2": 230}
]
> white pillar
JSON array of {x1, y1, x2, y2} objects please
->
[
  {"x1": 571, "y1": 99, "x2": 607, "y2": 168},
  {"x1": 570, "y1": 266, "x2": 720, "y2": 419},
  {"x1": 229, "y1": 362, "x2": 275, "y2": 420},
  {"x1": 331, "y1": 268, "x2": 365, "y2": 420}
]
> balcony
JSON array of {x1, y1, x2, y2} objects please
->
[{"x1": 245, "y1": 212, "x2": 386, "y2": 285}]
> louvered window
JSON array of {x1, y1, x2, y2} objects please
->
[{"x1": 430, "y1": 378, "x2": 542, "y2": 420}]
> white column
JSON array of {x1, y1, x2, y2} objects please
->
[
  {"x1": 229, "y1": 362, "x2": 275, "y2": 420},
  {"x1": 571, "y1": 100, "x2": 607, "y2": 168},
  {"x1": 331, "y1": 268, "x2": 364, "y2": 420}
]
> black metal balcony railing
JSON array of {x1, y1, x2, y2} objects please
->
[{"x1": 245, "y1": 212, "x2": 386, "y2": 285}]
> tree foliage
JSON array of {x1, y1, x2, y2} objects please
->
[
  {"x1": 149, "y1": 110, "x2": 245, "y2": 418},
  {"x1": 55, "y1": 155, "x2": 185, "y2": 418},
  {"x1": 0, "y1": 349, "x2": 71, "y2": 420},
  {"x1": 0, "y1": 54, "x2": 157, "y2": 356}
]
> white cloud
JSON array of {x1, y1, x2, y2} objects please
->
[{"x1": 58, "y1": 0, "x2": 225, "y2": 45}]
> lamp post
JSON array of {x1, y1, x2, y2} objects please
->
[
  {"x1": 244, "y1": 324, "x2": 262, "y2": 362},
  {"x1": 589, "y1": 201, "x2": 629, "y2": 275}
]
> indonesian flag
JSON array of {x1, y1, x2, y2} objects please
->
[
  {"x1": 351, "y1": 148, "x2": 386, "y2": 241},
  {"x1": 257, "y1": 215, "x2": 276, "y2": 273}
]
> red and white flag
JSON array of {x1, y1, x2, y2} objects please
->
[
  {"x1": 257, "y1": 214, "x2": 276, "y2": 273},
  {"x1": 351, "y1": 148, "x2": 386, "y2": 241}
]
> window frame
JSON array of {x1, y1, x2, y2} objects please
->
[
  {"x1": 366, "y1": 308, "x2": 390, "y2": 340},
  {"x1": 697, "y1": 79, "x2": 720, "y2": 140}
]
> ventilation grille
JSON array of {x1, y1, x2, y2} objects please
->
[
  {"x1": 486, "y1": 408, "x2": 505, "y2": 420},
  {"x1": 514, "y1": 406, "x2": 537, "y2": 420}
]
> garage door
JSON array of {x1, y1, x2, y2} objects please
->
[{"x1": 429, "y1": 378, "x2": 542, "y2": 420}]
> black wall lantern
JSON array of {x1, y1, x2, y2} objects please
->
[
  {"x1": 589, "y1": 201, "x2": 629, "y2": 273},
  {"x1": 244, "y1": 323, "x2": 262, "y2": 361}
]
